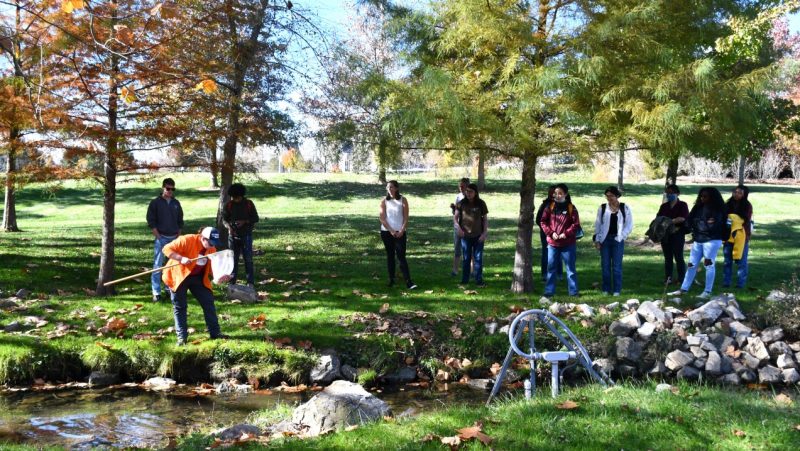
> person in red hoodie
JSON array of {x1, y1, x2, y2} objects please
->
[
  {"x1": 540, "y1": 183, "x2": 580, "y2": 301},
  {"x1": 162, "y1": 227, "x2": 231, "y2": 346}
]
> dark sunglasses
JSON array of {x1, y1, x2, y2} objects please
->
[{"x1": 164, "y1": 187, "x2": 176, "y2": 191}]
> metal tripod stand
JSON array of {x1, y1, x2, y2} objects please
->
[{"x1": 486, "y1": 309, "x2": 614, "y2": 405}]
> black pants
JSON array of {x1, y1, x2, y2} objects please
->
[
  {"x1": 380, "y1": 231, "x2": 412, "y2": 284},
  {"x1": 661, "y1": 233, "x2": 686, "y2": 284}
]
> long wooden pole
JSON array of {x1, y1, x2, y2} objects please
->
[{"x1": 103, "y1": 253, "x2": 214, "y2": 287}]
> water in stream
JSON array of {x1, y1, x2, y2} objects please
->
[{"x1": 0, "y1": 385, "x2": 489, "y2": 449}]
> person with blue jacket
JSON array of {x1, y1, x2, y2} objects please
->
[
  {"x1": 592, "y1": 186, "x2": 633, "y2": 296},
  {"x1": 669, "y1": 187, "x2": 727, "y2": 299}
]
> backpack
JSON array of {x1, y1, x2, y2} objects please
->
[
  {"x1": 549, "y1": 201, "x2": 583, "y2": 239},
  {"x1": 600, "y1": 203, "x2": 626, "y2": 223}
]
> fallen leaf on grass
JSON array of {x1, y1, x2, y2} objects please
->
[
  {"x1": 424, "y1": 290, "x2": 434, "y2": 294},
  {"x1": 463, "y1": 290, "x2": 478, "y2": 295},
  {"x1": 555, "y1": 400, "x2": 579, "y2": 410},
  {"x1": 746, "y1": 383, "x2": 768, "y2": 390},
  {"x1": 379, "y1": 303, "x2": 390, "y2": 314},
  {"x1": 345, "y1": 425, "x2": 359, "y2": 432},
  {"x1": 441, "y1": 436, "x2": 461, "y2": 449},
  {"x1": 248, "y1": 313, "x2": 268, "y2": 330},
  {"x1": 297, "y1": 340, "x2": 313, "y2": 350},
  {"x1": 489, "y1": 362, "x2": 501, "y2": 376},
  {"x1": 775, "y1": 393, "x2": 794, "y2": 406},
  {"x1": 794, "y1": 424, "x2": 800, "y2": 431},
  {"x1": 95, "y1": 341, "x2": 113, "y2": 350},
  {"x1": 509, "y1": 305, "x2": 524, "y2": 313},
  {"x1": 82, "y1": 288, "x2": 95, "y2": 296},
  {"x1": 420, "y1": 433, "x2": 438, "y2": 442},
  {"x1": 457, "y1": 421, "x2": 493, "y2": 445},
  {"x1": 733, "y1": 429, "x2": 746, "y2": 437}
]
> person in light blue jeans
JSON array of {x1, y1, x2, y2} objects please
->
[
  {"x1": 540, "y1": 184, "x2": 580, "y2": 299},
  {"x1": 592, "y1": 186, "x2": 633, "y2": 296},
  {"x1": 146, "y1": 178, "x2": 183, "y2": 302},
  {"x1": 670, "y1": 187, "x2": 726, "y2": 300}
]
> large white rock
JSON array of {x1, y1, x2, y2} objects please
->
[
  {"x1": 745, "y1": 337, "x2": 770, "y2": 362},
  {"x1": 665, "y1": 350, "x2": 694, "y2": 371},
  {"x1": 686, "y1": 301, "x2": 724, "y2": 327},
  {"x1": 637, "y1": 301, "x2": 666, "y2": 325},
  {"x1": 288, "y1": 380, "x2": 392, "y2": 437}
]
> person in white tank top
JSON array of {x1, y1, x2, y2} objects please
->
[{"x1": 379, "y1": 180, "x2": 417, "y2": 289}]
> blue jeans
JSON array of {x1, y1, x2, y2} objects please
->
[
  {"x1": 540, "y1": 231, "x2": 562, "y2": 281},
  {"x1": 600, "y1": 238, "x2": 625, "y2": 293},
  {"x1": 722, "y1": 240, "x2": 749, "y2": 288},
  {"x1": 460, "y1": 236, "x2": 484, "y2": 284},
  {"x1": 680, "y1": 240, "x2": 722, "y2": 294},
  {"x1": 169, "y1": 275, "x2": 222, "y2": 342},
  {"x1": 545, "y1": 244, "x2": 578, "y2": 296},
  {"x1": 229, "y1": 232, "x2": 254, "y2": 285},
  {"x1": 151, "y1": 234, "x2": 177, "y2": 295}
]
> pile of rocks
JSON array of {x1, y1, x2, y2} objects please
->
[{"x1": 594, "y1": 295, "x2": 800, "y2": 386}]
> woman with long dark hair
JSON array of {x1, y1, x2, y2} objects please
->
[
  {"x1": 535, "y1": 185, "x2": 562, "y2": 281},
  {"x1": 379, "y1": 180, "x2": 417, "y2": 289},
  {"x1": 722, "y1": 185, "x2": 753, "y2": 288},
  {"x1": 656, "y1": 184, "x2": 689, "y2": 285},
  {"x1": 540, "y1": 183, "x2": 580, "y2": 301},
  {"x1": 669, "y1": 187, "x2": 726, "y2": 299},
  {"x1": 454, "y1": 183, "x2": 489, "y2": 286}
]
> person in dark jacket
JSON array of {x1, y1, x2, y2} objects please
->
[
  {"x1": 722, "y1": 185, "x2": 753, "y2": 289},
  {"x1": 656, "y1": 184, "x2": 689, "y2": 286},
  {"x1": 669, "y1": 187, "x2": 726, "y2": 299},
  {"x1": 146, "y1": 178, "x2": 183, "y2": 302},
  {"x1": 222, "y1": 183, "x2": 260, "y2": 287},
  {"x1": 455, "y1": 183, "x2": 489, "y2": 286},
  {"x1": 540, "y1": 183, "x2": 580, "y2": 300},
  {"x1": 535, "y1": 185, "x2": 562, "y2": 281}
]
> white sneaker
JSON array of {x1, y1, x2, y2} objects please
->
[
  {"x1": 698, "y1": 292, "x2": 711, "y2": 300},
  {"x1": 667, "y1": 289, "x2": 684, "y2": 296},
  {"x1": 613, "y1": 292, "x2": 620, "y2": 297}
]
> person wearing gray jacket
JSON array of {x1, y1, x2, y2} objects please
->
[
  {"x1": 146, "y1": 177, "x2": 183, "y2": 302},
  {"x1": 592, "y1": 186, "x2": 633, "y2": 296}
]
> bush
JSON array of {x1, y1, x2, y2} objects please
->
[{"x1": 757, "y1": 273, "x2": 800, "y2": 341}]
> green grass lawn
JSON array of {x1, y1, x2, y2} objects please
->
[{"x1": 1, "y1": 171, "x2": 799, "y2": 447}]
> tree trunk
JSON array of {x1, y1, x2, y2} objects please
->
[
  {"x1": 209, "y1": 139, "x2": 219, "y2": 188},
  {"x1": 477, "y1": 150, "x2": 486, "y2": 191},
  {"x1": 3, "y1": 3, "x2": 22, "y2": 233},
  {"x1": 3, "y1": 131, "x2": 20, "y2": 232},
  {"x1": 217, "y1": 109, "x2": 239, "y2": 246},
  {"x1": 665, "y1": 157, "x2": 679, "y2": 187},
  {"x1": 510, "y1": 152, "x2": 537, "y2": 293},
  {"x1": 376, "y1": 139, "x2": 387, "y2": 184},
  {"x1": 96, "y1": 26, "x2": 120, "y2": 295},
  {"x1": 617, "y1": 148, "x2": 624, "y2": 191},
  {"x1": 737, "y1": 154, "x2": 746, "y2": 185}
]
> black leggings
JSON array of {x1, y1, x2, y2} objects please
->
[
  {"x1": 661, "y1": 233, "x2": 686, "y2": 284},
  {"x1": 381, "y1": 231, "x2": 412, "y2": 283}
]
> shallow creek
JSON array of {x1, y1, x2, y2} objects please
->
[{"x1": 0, "y1": 384, "x2": 489, "y2": 448}]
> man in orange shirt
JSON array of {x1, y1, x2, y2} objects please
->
[{"x1": 162, "y1": 227, "x2": 232, "y2": 345}]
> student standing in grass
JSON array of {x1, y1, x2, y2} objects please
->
[
  {"x1": 540, "y1": 183, "x2": 580, "y2": 301},
  {"x1": 450, "y1": 177, "x2": 469, "y2": 277},
  {"x1": 592, "y1": 186, "x2": 633, "y2": 296},
  {"x1": 455, "y1": 183, "x2": 489, "y2": 287},
  {"x1": 146, "y1": 177, "x2": 183, "y2": 302},
  {"x1": 722, "y1": 185, "x2": 753, "y2": 289},
  {"x1": 222, "y1": 183, "x2": 259, "y2": 287},
  {"x1": 535, "y1": 185, "x2": 562, "y2": 281},
  {"x1": 162, "y1": 227, "x2": 231, "y2": 346},
  {"x1": 379, "y1": 180, "x2": 417, "y2": 289},
  {"x1": 656, "y1": 184, "x2": 689, "y2": 286},
  {"x1": 669, "y1": 187, "x2": 726, "y2": 299}
]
